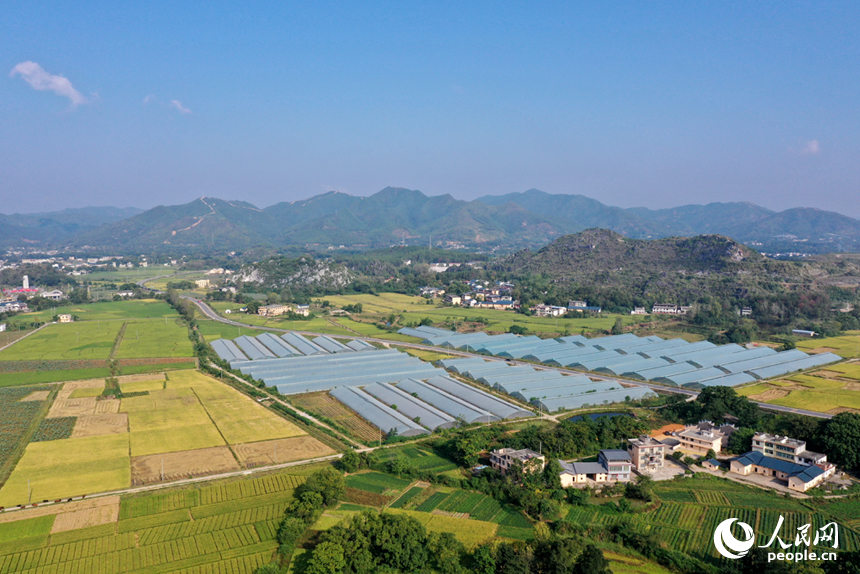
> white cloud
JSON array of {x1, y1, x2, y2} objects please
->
[
  {"x1": 800, "y1": 140, "x2": 820, "y2": 155},
  {"x1": 169, "y1": 99, "x2": 191, "y2": 114},
  {"x1": 143, "y1": 94, "x2": 156, "y2": 105},
  {"x1": 9, "y1": 61, "x2": 86, "y2": 106}
]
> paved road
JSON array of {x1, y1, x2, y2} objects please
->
[{"x1": 186, "y1": 297, "x2": 834, "y2": 420}]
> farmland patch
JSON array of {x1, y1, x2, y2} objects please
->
[
  {"x1": 290, "y1": 391, "x2": 379, "y2": 443},
  {"x1": 233, "y1": 436, "x2": 335, "y2": 467},
  {"x1": 131, "y1": 446, "x2": 240, "y2": 485},
  {"x1": 71, "y1": 413, "x2": 129, "y2": 437}
]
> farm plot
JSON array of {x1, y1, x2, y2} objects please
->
[
  {"x1": 167, "y1": 370, "x2": 306, "y2": 445},
  {"x1": 384, "y1": 509, "x2": 499, "y2": 549},
  {"x1": 796, "y1": 331, "x2": 860, "y2": 358},
  {"x1": 8, "y1": 299, "x2": 181, "y2": 326},
  {"x1": 232, "y1": 436, "x2": 336, "y2": 467},
  {"x1": 738, "y1": 371, "x2": 860, "y2": 414},
  {"x1": 290, "y1": 391, "x2": 380, "y2": 443},
  {"x1": 31, "y1": 416, "x2": 77, "y2": 442},
  {"x1": 371, "y1": 446, "x2": 458, "y2": 474},
  {"x1": 0, "y1": 322, "x2": 122, "y2": 361},
  {"x1": 115, "y1": 319, "x2": 194, "y2": 359},
  {"x1": 0, "y1": 433, "x2": 131, "y2": 507},
  {"x1": 411, "y1": 488, "x2": 531, "y2": 528},
  {"x1": 122, "y1": 387, "x2": 226, "y2": 457},
  {"x1": 344, "y1": 472, "x2": 411, "y2": 495},
  {"x1": 71, "y1": 413, "x2": 129, "y2": 438},
  {"x1": 0, "y1": 386, "x2": 50, "y2": 478},
  {"x1": 131, "y1": 446, "x2": 240, "y2": 485},
  {"x1": 0, "y1": 468, "x2": 305, "y2": 574}
]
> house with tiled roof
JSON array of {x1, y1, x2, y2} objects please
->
[{"x1": 729, "y1": 450, "x2": 833, "y2": 492}]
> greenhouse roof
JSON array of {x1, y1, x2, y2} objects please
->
[
  {"x1": 594, "y1": 335, "x2": 664, "y2": 352},
  {"x1": 513, "y1": 380, "x2": 621, "y2": 402},
  {"x1": 667, "y1": 344, "x2": 745, "y2": 366},
  {"x1": 624, "y1": 339, "x2": 689, "y2": 356},
  {"x1": 497, "y1": 374, "x2": 592, "y2": 395},
  {"x1": 346, "y1": 339, "x2": 376, "y2": 352},
  {"x1": 684, "y1": 373, "x2": 756, "y2": 389},
  {"x1": 654, "y1": 367, "x2": 727, "y2": 387},
  {"x1": 629, "y1": 361, "x2": 699, "y2": 381},
  {"x1": 748, "y1": 352, "x2": 841, "y2": 380},
  {"x1": 424, "y1": 376, "x2": 533, "y2": 419},
  {"x1": 716, "y1": 349, "x2": 808, "y2": 374},
  {"x1": 234, "y1": 335, "x2": 276, "y2": 361},
  {"x1": 313, "y1": 335, "x2": 352, "y2": 354},
  {"x1": 572, "y1": 352, "x2": 645, "y2": 371},
  {"x1": 396, "y1": 378, "x2": 500, "y2": 424},
  {"x1": 647, "y1": 340, "x2": 716, "y2": 360},
  {"x1": 532, "y1": 386, "x2": 655, "y2": 413},
  {"x1": 578, "y1": 333, "x2": 639, "y2": 347},
  {"x1": 362, "y1": 382, "x2": 457, "y2": 430},
  {"x1": 256, "y1": 333, "x2": 298, "y2": 358},
  {"x1": 692, "y1": 346, "x2": 776, "y2": 369},
  {"x1": 478, "y1": 369, "x2": 560, "y2": 388},
  {"x1": 329, "y1": 386, "x2": 428, "y2": 437},
  {"x1": 554, "y1": 335, "x2": 589, "y2": 345},
  {"x1": 280, "y1": 332, "x2": 328, "y2": 356},
  {"x1": 211, "y1": 339, "x2": 247, "y2": 362}
]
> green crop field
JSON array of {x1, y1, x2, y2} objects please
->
[
  {"x1": 371, "y1": 446, "x2": 459, "y2": 474},
  {"x1": 0, "y1": 467, "x2": 307, "y2": 574},
  {"x1": 738, "y1": 369, "x2": 860, "y2": 414},
  {"x1": 116, "y1": 320, "x2": 194, "y2": 358},
  {"x1": 343, "y1": 472, "x2": 411, "y2": 495},
  {"x1": 0, "y1": 323, "x2": 121, "y2": 361},
  {"x1": 321, "y1": 293, "x2": 644, "y2": 336},
  {"x1": 8, "y1": 300, "x2": 180, "y2": 327},
  {"x1": 563, "y1": 473, "x2": 860, "y2": 561},
  {"x1": 197, "y1": 320, "x2": 265, "y2": 342},
  {"x1": 796, "y1": 331, "x2": 860, "y2": 358}
]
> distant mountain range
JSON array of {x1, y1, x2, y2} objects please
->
[{"x1": 3, "y1": 188, "x2": 860, "y2": 254}]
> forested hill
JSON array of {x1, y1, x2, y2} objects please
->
[{"x1": 493, "y1": 229, "x2": 807, "y2": 304}]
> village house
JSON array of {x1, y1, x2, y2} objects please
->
[
  {"x1": 627, "y1": 436, "x2": 665, "y2": 473},
  {"x1": 419, "y1": 286, "x2": 445, "y2": 298},
  {"x1": 751, "y1": 433, "x2": 828, "y2": 466},
  {"x1": 258, "y1": 304, "x2": 292, "y2": 317},
  {"x1": 57, "y1": 314, "x2": 73, "y2": 323},
  {"x1": 40, "y1": 290, "x2": 65, "y2": 302},
  {"x1": 294, "y1": 305, "x2": 310, "y2": 317},
  {"x1": 489, "y1": 448, "x2": 546, "y2": 475},
  {"x1": 558, "y1": 449, "x2": 633, "y2": 487},
  {"x1": 444, "y1": 294, "x2": 462, "y2": 306},
  {"x1": 652, "y1": 304, "x2": 692, "y2": 315},
  {"x1": 676, "y1": 425, "x2": 724, "y2": 455},
  {"x1": 194, "y1": 279, "x2": 211, "y2": 289},
  {"x1": 567, "y1": 300, "x2": 602, "y2": 313},
  {"x1": 630, "y1": 307, "x2": 648, "y2": 315},
  {"x1": 729, "y1": 447, "x2": 834, "y2": 492},
  {"x1": 532, "y1": 304, "x2": 567, "y2": 317}
]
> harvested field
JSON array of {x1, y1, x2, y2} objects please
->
[
  {"x1": 748, "y1": 388, "x2": 791, "y2": 401},
  {"x1": 47, "y1": 396, "x2": 97, "y2": 418},
  {"x1": 94, "y1": 398, "x2": 121, "y2": 414},
  {"x1": 50, "y1": 498, "x2": 119, "y2": 532},
  {"x1": 290, "y1": 391, "x2": 379, "y2": 443},
  {"x1": 233, "y1": 436, "x2": 336, "y2": 467},
  {"x1": 131, "y1": 445, "x2": 240, "y2": 484},
  {"x1": 843, "y1": 382, "x2": 860, "y2": 391},
  {"x1": 0, "y1": 495, "x2": 120, "y2": 525},
  {"x1": 827, "y1": 407, "x2": 860, "y2": 415},
  {"x1": 63, "y1": 379, "x2": 107, "y2": 390},
  {"x1": 72, "y1": 413, "x2": 129, "y2": 437},
  {"x1": 116, "y1": 373, "x2": 167, "y2": 384},
  {"x1": 20, "y1": 390, "x2": 49, "y2": 402}
]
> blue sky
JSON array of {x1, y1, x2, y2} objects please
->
[{"x1": 3, "y1": 2, "x2": 859, "y2": 216}]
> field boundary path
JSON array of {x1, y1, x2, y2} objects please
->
[{"x1": 108, "y1": 320, "x2": 128, "y2": 360}]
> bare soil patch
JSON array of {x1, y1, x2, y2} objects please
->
[
  {"x1": 842, "y1": 382, "x2": 860, "y2": 391},
  {"x1": 20, "y1": 391, "x2": 50, "y2": 402},
  {"x1": 807, "y1": 347, "x2": 839, "y2": 355},
  {"x1": 48, "y1": 397, "x2": 98, "y2": 418},
  {"x1": 72, "y1": 413, "x2": 128, "y2": 438},
  {"x1": 131, "y1": 445, "x2": 240, "y2": 484},
  {"x1": 94, "y1": 399, "x2": 121, "y2": 414},
  {"x1": 748, "y1": 388, "x2": 791, "y2": 401},
  {"x1": 0, "y1": 495, "x2": 119, "y2": 524},
  {"x1": 63, "y1": 379, "x2": 107, "y2": 390},
  {"x1": 827, "y1": 407, "x2": 860, "y2": 415},
  {"x1": 233, "y1": 436, "x2": 336, "y2": 468},
  {"x1": 116, "y1": 373, "x2": 165, "y2": 384},
  {"x1": 51, "y1": 500, "x2": 119, "y2": 533}
]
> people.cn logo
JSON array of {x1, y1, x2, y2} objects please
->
[{"x1": 714, "y1": 518, "x2": 756, "y2": 559}]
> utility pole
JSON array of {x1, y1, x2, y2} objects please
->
[{"x1": 161, "y1": 458, "x2": 164, "y2": 482}]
